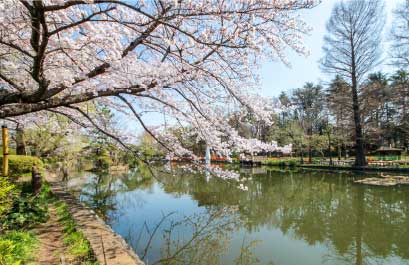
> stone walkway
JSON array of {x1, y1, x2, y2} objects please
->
[{"x1": 46, "y1": 173, "x2": 144, "y2": 265}]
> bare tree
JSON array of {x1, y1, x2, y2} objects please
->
[
  {"x1": 391, "y1": 0, "x2": 409, "y2": 68},
  {"x1": 321, "y1": 0, "x2": 385, "y2": 167}
]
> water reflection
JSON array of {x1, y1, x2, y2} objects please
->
[
  {"x1": 127, "y1": 208, "x2": 261, "y2": 265},
  {"x1": 75, "y1": 165, "x2": 409, "y2": 265}
]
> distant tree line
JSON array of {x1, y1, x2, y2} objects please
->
[
  {"x1": 273, "y1": 0, "x2": 408, "y2": 165},
  {"x1": 170, "y1": 65, "x2": 409, "y2": 163},
  {"x1": 270, "y1": 70, "x2": 408, "y2": 163}
]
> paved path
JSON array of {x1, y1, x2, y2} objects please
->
[{"x1": 47, "y1": 173, "x2": 144, "y2": 265}]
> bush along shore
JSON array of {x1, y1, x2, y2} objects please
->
[
  {"x1": 261, "y1": 158, "x2": 299, "y2": 167},
  {"x1": 0, "y1": 155, "x2": 98, "y2": 265}
]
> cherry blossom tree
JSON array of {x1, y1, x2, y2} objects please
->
[{"x1": 0, "y1": 0, "x2": 317, "y2": 160}]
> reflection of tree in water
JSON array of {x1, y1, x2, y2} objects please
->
[
  {"x1": 79, "y1": 165, "x2": 156, "y2": 223},
  {"x1": 79, "y1": 165, "x2": 269, "y2": 264},
  {"x1": 124, "y1": 207, "x2": 270, "y2": 265},
  {"x1": 156, "y1": 208, "x2": 236, "y2": 265},
  {"x1": 121, "y1": 166, "x2": 155, "y2": 192},
  {"x1": 78, "y1": 165, "x2": 409, "y2": 265},
  {"x1": 80, "y1": 171, "x2": 118, "y2": 222},
  {"x1": 153, "y1": 167, "x2": 409, "y2": 265}
]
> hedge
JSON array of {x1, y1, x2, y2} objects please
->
[
  {"x1": 261, "y1": 158, "x2": 299, "y2": 167},
  {"x1": 0, "y1": 155, "x2": 43, "y2": 176}
]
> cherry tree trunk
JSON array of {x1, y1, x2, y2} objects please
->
[
  {"x1": 16, "y1": 126, "x2": 26, "y2": 155},
  {"x1": 31, "y1": 166, "x2": 42, "y2": 195}
]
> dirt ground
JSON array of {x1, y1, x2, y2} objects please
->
[{"x1": 32, "y1": 206, "x2": 68, "y2": 265}]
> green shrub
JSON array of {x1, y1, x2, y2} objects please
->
[
  {"x1": 0, "y1": 155, "x2": 44, "y2": 176},
  {"x1": 261, "y1": 158, "x2": 299, "y2": 167},
  {"x1": 0, "y1": 231, "x2": 37, "y2": 265},
  {"x1": 0, "y1": 177, "x2": 15, "y2": 220},
  {"x1": 287, "y1": 159, "x2": 298, "y2": 167},
  {"x1": 97, "y1": 155, "x2": 112, "y2": 170},
  {"x1": 1, "y1": 184, "x2": 50, "y2": 230}
]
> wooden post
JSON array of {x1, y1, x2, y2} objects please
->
[{"x1": 2, "y1": 125, "x2": 9, "y2": 177}]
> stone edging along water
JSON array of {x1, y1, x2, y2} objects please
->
[{"x1": 46, "y1": 173, "x2": 144, "y2": 265}]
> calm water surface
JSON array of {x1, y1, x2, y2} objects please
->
[{"x1": 69, "y1": 165, "x2": 409, "y2": 265}]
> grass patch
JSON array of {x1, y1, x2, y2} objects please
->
[
  {"x1": 0, "y1": 167, "x2": 48, "y2": 265},
  {"x1": 54, "y1": 201, "x2": 98, "y2": 265},
  {"x1": 0, "y1": 231, "x2": 38, "y2": 265}
]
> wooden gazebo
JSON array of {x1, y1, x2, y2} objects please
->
[{"x1": 373, "y1": 147, "x2": 403, "y2": 161}]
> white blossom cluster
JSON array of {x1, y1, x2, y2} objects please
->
[{"x1": 0, "y1": 0, "x2": 317, "y2": 173}]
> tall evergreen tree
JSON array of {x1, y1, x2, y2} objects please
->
[
  {"x1": 326, "y1": 76, "x2": 354, "y2": 159},
  {"x1": 291, "y1": 83, "x2": 325, "y2": 163},
  {"x1": 390, "y1": 70, "x2": 409, "y2": 149}
]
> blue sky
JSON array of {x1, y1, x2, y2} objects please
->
[{"x1": 259, "y1": 0, "x2": 402, "y2": 97}]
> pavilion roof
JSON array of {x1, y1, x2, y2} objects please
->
[{"x1": 375, "y1": 146, "x2": 403, "y2": 152}]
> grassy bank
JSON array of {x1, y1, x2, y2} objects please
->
[
  {"x1": 0, "y1": 155, "x2": 98, "y2": 264},
  {"x1": 0, "y1": 180, "x2": 50, "y2": 265},
  {"x1": 298, "y1": 164, "x2": 409, "y2": 173},
  {"x1": 54, "y1": 201, "x2": 98, "y2": 265},
  {"x1": 260, "y1": 156, "x2": 409, "y2": 170},
  {"x1": 1, "y1": 180, "x2": 98, "y2": 264}
]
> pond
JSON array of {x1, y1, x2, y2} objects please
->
[{"x1": 68, "y1": 165, "x2": 409, "y2": 265}]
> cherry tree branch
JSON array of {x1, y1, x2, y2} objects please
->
[{"x1": 116, "y1": 94, "x2": 172, "y2": 151}]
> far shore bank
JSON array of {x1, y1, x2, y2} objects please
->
[
  {"x1": 165, "y1": 159, "x2": 409, "y2": 173},
  {"x1": 297, "y1": 164, "x2": 409, "y2": 173}
]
